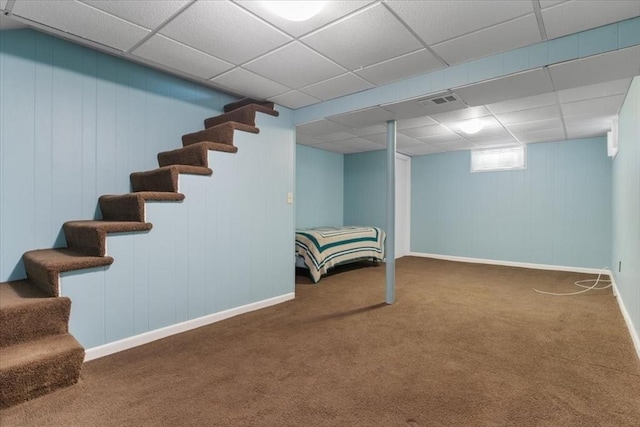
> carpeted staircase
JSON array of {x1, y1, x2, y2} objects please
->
[{"x1": 0, "y1": 99, "x2": 279, "y2": 409}]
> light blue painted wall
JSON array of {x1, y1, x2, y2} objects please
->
[
  {"x1": 295, "y1": 144, "x2": 343, "y2": 228},
  {"x1": 612, "y1": 76, "x2": 640, "y2": 343},
  {"x1": 343, "y1": 150, "x2": 386, "y2": 230},
  {"x1": 0, "y1": 29, "x2": 295, "y2": 349},
  {"x1": 411, "y1": 138, "x2": 612, "y2": 269}
]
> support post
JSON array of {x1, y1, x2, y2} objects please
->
[{"x1": 386, "y1": 120, "x2": 396, "y2": 304}]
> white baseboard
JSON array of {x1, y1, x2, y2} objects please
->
[
  {"x1": 610, "y1": 275, "x2": 640, "y2": 361},
  {"x1": 84, "y1": 293, "x2": 295, "y2": 362},
  {"x1": 408, "y1": 251, "x2": 639, "y2": 361},
  {"x1": 407, "y1": 252, "x2": 608, "y2": 275}
]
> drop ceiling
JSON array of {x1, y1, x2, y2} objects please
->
[{"x1": 1, "y1": 0, "x2": 639, "y2": 156}]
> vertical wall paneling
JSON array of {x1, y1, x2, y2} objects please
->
[
  {"x1": 343, "y1": 150, "x2": 387, "y2": 230},
  {"x1": 411, "y1": 138, "x2": 612, "y2": 269},
  {"x1": 0, "y1": 29, "x2": 295, "y2": 351},
  {"x1": 612, "y1": 76, "x2": 640, "y2": 348},
  {"x1": 295, "y1": 144, "x2": 344, "y2": 228}
]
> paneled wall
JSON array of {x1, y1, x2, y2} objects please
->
[
  {"x1": 411, "y1": 138, "x2": 612, "y2": 269},
  {"x1": 295, "y1": 144, "x2": 343, "y2": 228},
  {"x1": 343, "y1": 150, "x2": 386, "y2": 230},
  {"x1": 1, "y1": 29, "x2": 295, "y2": 349},
  {"x1": 612, "y1": 76, "x2": 639, "y2": 345}
]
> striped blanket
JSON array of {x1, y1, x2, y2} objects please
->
[{"x1": 295, "y1": 226, "x2": 386, "y2": 283}]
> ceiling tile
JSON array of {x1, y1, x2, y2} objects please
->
[
  {"x1": 210, "y1": 68, "x2": 290, "y2": 99},
  {"x1": 364, "y1": 132, "x2": 419, "y2": 146},
  {"x1": 0, "y1": 14, "x2": 24, "y2": 30},
  {"x1": 565, "y1": 120, "x2": 612, "y2": 139},
  {"x1": 432, "y1": 14, "x2": 541, "y2": 65},
  {"x1": 540, "y1": 1, "x2": 570, "y2": 9},
  {"x1": 542, "y1": 0, "x2": 640, "y2": 39},
  {"x1": 495, "y1": 105, "x2": 562, "y2": 125},
  {"x1": 296, "y1": 134, "x2": 325, "y2": 146},
  {"x1": 80, "y1": 0, "x2": 188, "y2": 30},
  {"x1": 160, "y1": 1, "x2": 291, "y2": 65},
  {"x1": 397, "y1": 116, "x2": 438, "y2": 130},
  {"x1": 300, "y1": 73, "x2": 374, "y2": 101},
  {"x1": 417, "y1": 133, "x2": 466, "y2": 145},
  {"x1": 548, "y1": 46, "x2": 640, "y2": 91},
  {"x1": 0, "y1": 0, "x2": 7, "y2": 10},
  {"x1": 355, "y1": 49, "x2": 444, "y2": 85},
  {"x1": 455, "y1": 68, "x2": 554, "y2": 106},
  {"x1": 429, "y1": 106, "x2": 491, "y2": 125},
  {"x1": 383, "y1": 93, "x2": 467, "y2": 119},
  {"x1": 297, "y1": 119, "x2": 351, "y2": 137},
  {"x1": 315, "y1": 131, "x2": 359, "y2": 143},
  {"x1": 513, "y1": 128, "x2": 566, "y2": 144},
  {"x1": 351, "y1": 124, "x2": 388, "y2": 136},
  {"x1": 505, "y1": 118, "x2": 565, "y2": 134},
  {"x1": 12, "y1": 0, "x2": 149, "y2": 51},
  {"x1": 269, "y1": 91, "x2": 320, "y2": 109},
  {"x1": 400, "y1": 144, "x2": 440, "y2": 157},
  {"x1": 245, "y1": 42, "x2": 345, "y2": 89},
  {"x1": 561, "y1": 94, "x2": 626, "y2": 118},
  {"x1": 402, "y1": 124, "x2": 457, "y2": 139},
  {"x1": 386, "y1": 0, "x2": 533, "y2": 45},
  {"x1": 236, "y1": 0, "x2": 374, "y2": 38},
  {"x1": 301, "y1": 4, "x2": 422, "y2": 70},
  {"x1": 328, "y1": 107, "x2": 396, "y2": 128},
  {"x1": 342, "y1": 137, "x2": 386, "y2": 151},
  {"x1": 459, "y1": 126, "x2": 514, "y2": 142},
  {"x1": 557, "y1": 78, "x2": 632, "y2": 104},
  {"x1": 313, "y1": 142, "x2": 359, "y2": 154},
  {"x1": 132, "y1": 34, "x2": 233, "y2": 79},
  {"x1": 486, "y1": 92, "x2": 558, "y2": 114},
  {"x1": 472, "y1": 140, "x2": 521, "y2": 149}
]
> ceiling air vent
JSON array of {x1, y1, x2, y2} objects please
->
[{"x1": 419, "y1": 93, "x2": 460, "y2": 107}]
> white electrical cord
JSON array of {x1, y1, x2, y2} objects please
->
[{"x1": 533, "y1": 267, "x2": 612, "y2": 296}]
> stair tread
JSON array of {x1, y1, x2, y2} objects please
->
[
  {"x1": 203, "y1": 103, "x2": 279, "y2": 129},
  {"x1": 158, "y1": 142, "x2": 238, "y2": 168},
  {"x1": 131, "y1": 165, "x2": 213, "y2": 177},
  {"x1": 0, "y1": 333, "x2": 83, "y2": 369},
  {"x1": 64, "y1": 220, "x2": 152, "y2": 233},
  {"x1": 224, "y1": 98, "x2": 274, "y2": 113},
  {"x1": 0, "y1": 280, "x2": 50, "y2": 308},
  {"x1": 182, "y1": 121, "x2": 259, "y2": 147},
  {"x1": 23, "y1": 248, "x2": 114, "y2": 271},
  {"x1": 100, "y1": 191, "x2": 185, "y2": 202}
]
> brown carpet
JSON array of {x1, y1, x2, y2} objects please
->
[{"x1": 1, "y1": 257, "x2": 638, "y2": 426}]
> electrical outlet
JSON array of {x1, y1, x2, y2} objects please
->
[{"x1": 287, "y1": 192, "x2": 293, "y2": 204}]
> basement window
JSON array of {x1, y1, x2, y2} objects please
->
[{"x1": 471, "y1": 146, "x2": 526, "y2": 173}]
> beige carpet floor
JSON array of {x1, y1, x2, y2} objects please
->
[{"x1": 1, "y1": 257, "x2": 639, "y2": 426}]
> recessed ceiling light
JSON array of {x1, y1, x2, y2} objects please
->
[
  {"x1": 459, "y1": 118, "x2": 485, "y2": 135},
  {"x1": 261, "y1": 1, "x2": 326, "y2": 21}
]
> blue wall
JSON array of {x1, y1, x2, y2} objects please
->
[
  {"x1": 1, "y1": 29, "x2": 295, "y2": 349},
  {"x1": 411, "y1": 138, "x2": 612, "y2": 269},
  {"x1": 343, "y1": 150, "x2": 386, "y2": 230},
  {"x1": 612, "y1": 76, "x2": 639, "y2": 344},
  {"x1": 295, "y1": 144, "x2": 343, "y2": 228}
]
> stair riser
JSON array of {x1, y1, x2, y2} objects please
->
[
  {"x1": 204, "y1": 108, "x2": 255, "y2": 129},
  {"x1": 63, "y1": 226, "x2": 105, "y2": 257},
  {"x1": 100, "y1": 195, "x2": 145, "y2": 222},
  {"x1": 0, "y1": 347, "x2": 84, "y2": 409},
  {"x1": 23, "y1": 258, "x2": 59, "y2": 297},
  {"x1": 158, "y1": 146, "x2": 208, "y2": 168},
  {"x1": 0, "y1": 298, "x2": 71, "y2": 349},
  {"x1": 130, "y1": 170, "x2": 178, "y2": 193},
  {"x1": 182, "y1": 124, "x2": 235, "y2": 147}
]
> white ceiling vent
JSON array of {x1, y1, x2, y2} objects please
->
[{"x1": 419, "y1": 94, "x2": 460, "y2": 106}]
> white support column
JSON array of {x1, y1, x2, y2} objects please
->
[{"x1": 386, "y1": 120, "x2": 396, "y2": 304}]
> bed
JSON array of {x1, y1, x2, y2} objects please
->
[{"x1": 295, "y1": 226, "x2": 386, "y2": 283}]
